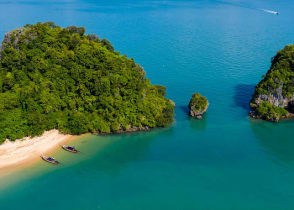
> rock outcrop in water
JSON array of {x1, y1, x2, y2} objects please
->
[
  {"x1": 250, "y1": 45, "x2": 294, "y2": 122},
  {"x1": 188, "y1": 93, "x2": 209, "y2": 119}
]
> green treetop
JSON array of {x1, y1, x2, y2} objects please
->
[
  {"x1": 0, "y1": 22, "x2": 174, "y2": 143},
  {"x1": 188, "y1": 93, "x2": 209, "y2": 119}
]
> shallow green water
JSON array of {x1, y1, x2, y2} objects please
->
[{"x1": 1, "y1": 0, "x2": 294, "y2": 209}]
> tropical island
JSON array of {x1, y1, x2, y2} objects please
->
[
  {"x1": 188, "y1": 93, "x2": 209, "y2": 119},
  {"x1": 250, "y1": 45, "x2": 294, "y2": 122},
  {"x1": 0, "y1": 22, "x2": 174, "y2": 144}
]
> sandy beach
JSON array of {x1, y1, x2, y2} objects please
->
[{"x1": 0, "y1": 130, "x2": 74, "y2": 173}]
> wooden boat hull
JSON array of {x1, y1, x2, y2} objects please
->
[
  {"x1": 41, "y1": 156, "x2": 59, "y2": 165},
  {"x1": 62, "y1": 145, "x2": 78, "y2": 153}
]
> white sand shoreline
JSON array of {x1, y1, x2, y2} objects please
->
[{"x1": 0, "y1": 130, "x2": 73, "y2": 171}]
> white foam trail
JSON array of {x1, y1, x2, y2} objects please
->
[{"x1": 262, "y1": 9, "x2": 279, "y2": 15}]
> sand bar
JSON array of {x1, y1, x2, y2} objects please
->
[{"x1": 0, "y1": 130, "x2": 73, "y2": 172}]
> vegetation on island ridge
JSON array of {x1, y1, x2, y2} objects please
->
[
  {"x1": 188, "y1": 93, "x2": 208, "y2": 119},
  {"x1": 250, "y1": 45, "x2": 294, "y2": 121},
  {"x1": 0, "y1": 22, "x2": 174, "y2": 143}
]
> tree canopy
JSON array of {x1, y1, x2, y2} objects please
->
[{"x1": 0, "y1": 22, "x2": 174, "y2": 143}]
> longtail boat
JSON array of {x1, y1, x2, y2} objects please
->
[
  {"x1": 62, "y1": 145, "x2": 78, "y2": 153},
  {"x1": 41, "y1": 156, "x2": 59, "y2": 165}
]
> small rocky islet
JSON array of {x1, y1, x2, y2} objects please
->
[
  {"x1": 250, "y1": 45, "x2": 294, "y2": 122},
  {"x1": 188, "y1": 93, "x2": 209, "y2": 119}
]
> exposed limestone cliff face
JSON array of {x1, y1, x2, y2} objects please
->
[
  {"x1": 250, "y1": 45, "x2": 294, "y2": 122},
  {"x1": 254, "y1": 84, "x2": 289, "y2": 107},
  {"x1": 1, "y1": 28, "x2": 27, "y2": 55},
  {"x1": 0, "y1": 25, "x2": 39, "y2": 59}
]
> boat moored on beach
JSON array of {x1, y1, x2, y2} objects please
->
[
  {"x1": 62, "y1": 145, "x2": 78, "y2": 153},
  {"x1": 41, "y1": 156, "x2": 59, "y2": 165}
]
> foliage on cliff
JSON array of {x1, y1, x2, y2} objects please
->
[
  {"x1": 250, "y1": 45, "x2": 294, "y2": 121},
  {"x1": 188, "y1": 93, "x2": 208, "y2": 118},
  {"x1": 255, "y1": 101, "x2": 288, "y2": 121},
  {"x1": 0, "y1": 22, "x2": 174, "y2": 142}
]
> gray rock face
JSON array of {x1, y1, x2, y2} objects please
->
[
  {"x1": 1, "y1": 28, "x2": 24, "y2": 52},
  {"x1": 253, "y1": 83, "x2": 294, "y2": 108},
  {"x1": 189, "y1": 103, "x2": 208, "y2": 119},
  {"x1": 0, "y1": 27, "x2": 35, "y2": 58},
  {"x1": 250, "y1": 82, "x2": 294, "y2": 122}
]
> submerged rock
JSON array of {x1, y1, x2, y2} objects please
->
[{"x1": 188, "y1": 93, "x2": 209, "y2": 119}]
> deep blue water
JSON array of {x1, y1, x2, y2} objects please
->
[{"x1": 1, "y1": 0, "x2": 294, "y2": 209}]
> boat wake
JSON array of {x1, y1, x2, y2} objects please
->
[
  {"x1": 262, "y1": 9, "x2": 279, "y2": 15},
  {"x1": 217, "y1": 1, "x2": 280, "y2": 16}
]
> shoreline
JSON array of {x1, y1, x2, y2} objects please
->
[
  {"x1": 0, "y1": 126, "x2": 162, "y2": 178},
  {"x1": 249, "y1": 110, "x2": 294, "y2": 122},
  {"x1": 0, "y1": 130, "x2": 75, "y2": 177}
]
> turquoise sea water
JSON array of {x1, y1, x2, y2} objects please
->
[{"x1": 1, "y1": 0, "x2": 294, "y2": 209}]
